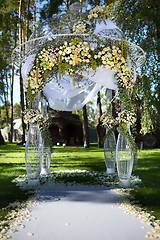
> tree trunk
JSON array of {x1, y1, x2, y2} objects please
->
[
  {"x1": 32, "y1": 0, "x2": 36, "y2": 34},
  {"x1": 2, "y1": 74, "x2": 10, "y2": 141},
  {"x1": 25, "y1": 0, "x2": 30, "y2": 42},
  {"x1": 66, "y1": 0, "x2": 69, "y2": 9},
  {"x1": 112, "y1": 90, "x2": 116, "y2": 118},
  {"x1": 0, "y1": 105, "x2": 2, "y2": 128},
  {"x1": 2, "y1": 75, "x2": 9, "y2": 126},
  {"x1": 104, "y1": 0, "x2": 113, "y2": 6},
  {"x1": 24, "y1": 0, "x2": 31, "y2": 109},
  {"x1": 19, "y1": 0, "x2": 26, "y2": 143},
  {"x1": 10, "y1": 61, "x2": 14, "y2": 142},
  {"x1": 10, "y1": 23, "x2": 17, "y2": 143},
  {"x1": 96, "y1": 91, "x2": 105, "y2": 148},
  {"x1": 97, "y1": 91, "x2": 102, "y2": 123},
  {"x1": 82, "y1": 105, "x2": 89, "y2": 148},
  {"x1": 0, "y1": 130, "x2": 5, "y2": 145}
]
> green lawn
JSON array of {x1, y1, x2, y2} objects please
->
[
  {"x1": 131, "y1": 149, "x2": 160, "y2": 220},
  {"x1": 0, "y1": 142, "x2": 160, "y2": 221}
]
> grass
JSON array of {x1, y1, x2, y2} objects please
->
[
  {"x1": 0, "y1": 143, "x2": 29, "y2": 220},
  {"x1": 131, "y1": 149, "x2": 160, "y2": 220},
  {"x1": 51, "y1": 144, "x2": 105, "y2": 172},
  {"x1": 0, "y1": 142, "x2": 160, "y2": 221}
]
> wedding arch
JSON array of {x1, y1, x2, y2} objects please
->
[{"x1": 12, "y1": 4, "x2": 145, "y2": 187}]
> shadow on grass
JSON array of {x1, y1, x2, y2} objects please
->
[{"x1": 0, "y1": 176, "x2": 29, "y2": 210}]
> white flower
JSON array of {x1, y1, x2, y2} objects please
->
[{"x1": 105, "y1": 65, "x2": 110, "y2": 69}]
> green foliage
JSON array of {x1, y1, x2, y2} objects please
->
[
  {"x1": 39, "y1": 0, "x2": 63, "y2": 20},
  {"x1": 13, "y1": 103, "x2": 21, "y2": 120},
  {"x1": 140, "y1": 97, "x2": 155, "y2": 135},
  {"x1": 0, "y1": 102, "x2": 10, "y2": 128},
  {"x1": 110, "y1": 0, "x2": 160, "y2": 134}
]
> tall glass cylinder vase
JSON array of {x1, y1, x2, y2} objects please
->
[
  {"x1": 41, "y1": 137, "x2": 51, "y2": 175},
  {"x1": 25, "y1": 124, "x2": 43, "y2": 186},
  {"x1": 116, "y1": 125, "x2": 134, "y2": 187},
  {"x1": 104, "y1": 130, "x2": 116, "y2": 174},
  {"x1": 40, "y1": 96, "x2": 51, "y2": 175}
]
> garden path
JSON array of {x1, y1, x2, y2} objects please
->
[{"x1": 6, "y1": 185, "x2": 159, "y2": 240}]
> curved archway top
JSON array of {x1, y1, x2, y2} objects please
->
[{"x1": 12, "y1": 16, "x2": 146, "y2": 68}]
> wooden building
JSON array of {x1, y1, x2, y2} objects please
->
[{"x1": 49, "y1": 110, "x2": 83, "y2": 146}]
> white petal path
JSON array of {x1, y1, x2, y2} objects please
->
[{"x1": 4, "y1": 186, "x2": 160, "y2": 240}]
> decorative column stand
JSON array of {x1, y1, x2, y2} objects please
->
[
  {"x1": 25, "y1": 93, "x2": 43, "y2": 186},
  {"x1": 104, "y1": 89, "x2": 116, "y2": 174},
  {"x1": 116, "y1": 124, "x2": 134, "y2": 187},
  {"x1": 40, "y1": 95, "x2": 51, "y2": 175}
]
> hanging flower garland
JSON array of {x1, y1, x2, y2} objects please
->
[
  {"x1": 25, "y1": 37, "x2": 134, "y2": 107},
  {"x1": 25, "y1": 5, "x2": 134, "y2": 102}
]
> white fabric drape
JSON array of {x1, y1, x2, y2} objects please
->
[
  {"x1": 21, "y1": 55, "x2": 118, "y2": 111},
  {"x1": 93, "y1": 20, "x2": 123, "y2": 36}
]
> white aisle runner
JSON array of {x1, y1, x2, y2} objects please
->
[{"x1": 6, "y1": 186, "x2": 157, "y2": 240}]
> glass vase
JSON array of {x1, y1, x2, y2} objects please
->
[
  {"x1": 104, "y1": 131, "x2": 116, "y2": 174},
  {"x1": 41, "y1": 137, "x2": 51, "y2": 175},
  {"x1": 25, "y1": 124, "x2": 43, "y2": 186},
  {"x1": 116, "y1": 125, "x2": 134, "y2": 187},
  {"x1": 39, "y1": 96, "x2": 51, "y2": 175}
]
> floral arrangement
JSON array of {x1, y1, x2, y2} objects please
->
[
  {"x1": 25, "y1": 37, "x2": 134, "y2": 104},
  {"x1": 102, "y1": 110, "x2": 136, "y2": 130},
  {"x1": 102, "y1": 115, "x2": 117, "y2": 129},
  {"x1": 24, "y1": 109, "x2": 51, "y2": 130},
  {"x1": 117, "y1": 110, "x2": 137, "y2": 126},
  {"x1": 88, "y1": 6, "x2": 109, "y2": 23},
  {"x1": 73, "y1": 20, "x2": 87, "y2": 34}
]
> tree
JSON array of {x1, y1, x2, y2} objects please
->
[
  {"x1": 82, "y1": 105, "x2": 89, "y2": 147},
  {"x1": 96, "y1": 91, "x2": 105, "y2": 148},
  {"x1": 0, "y1": 103, "x2": 11, "y2": 128},
  {"x1": 86, "y1": 101, "x2": 97, "y2": 128},
  {"x1": 110, "y1": 0, "x2": 160, "y2": 135},
  {"x1": 13, "y1": 103, "x2": 21, "y2": 119},
  {"x1": 39, "y1": 0, "x2": 64, "y2": 20}
]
